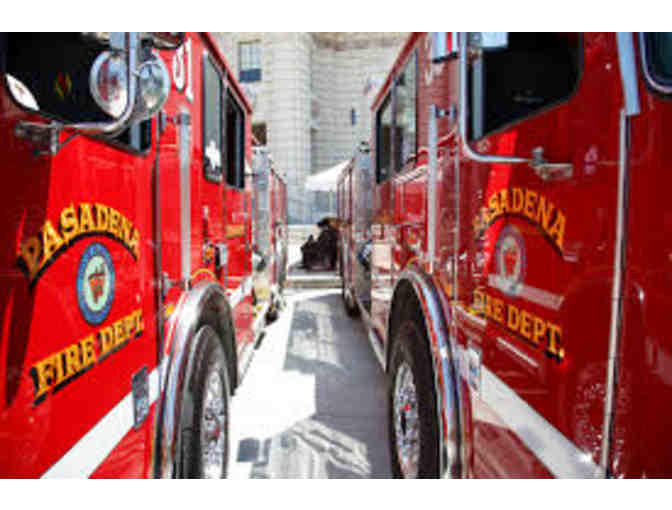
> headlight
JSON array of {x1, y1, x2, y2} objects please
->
[
  {"x1": 89, "y1": 51, "x2": 128, "y2": 119},
  {"x1": 133, "y1": 54, "x2": 171, "y2": 121}
]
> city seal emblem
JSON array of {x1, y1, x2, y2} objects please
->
[
  {"x1": 493, "y1": 224, "x2": 526, "y2": 297},
  {"x1": 77, "y1": 243, "x2": 115, "y2": 325}
]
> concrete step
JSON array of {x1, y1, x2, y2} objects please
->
[{"x1": 286, "y1": 263, "x2": 341, "y2": 289}]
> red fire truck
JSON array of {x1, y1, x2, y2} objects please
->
[
  {"x1": 338, "y1": 32, "x2": 672, "y2": 478},
  {"x1": 0, "y1": 32, "x2": 279, "y2": 478}
]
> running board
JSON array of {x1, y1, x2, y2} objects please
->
[{"x1": 355, "y1": 295, "x2": 385, "y2": 370}]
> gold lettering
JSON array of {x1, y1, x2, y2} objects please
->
[
  {"x1": 20, "y1": 236, "x2": 42, "y2": 280},
  {"x1": 41, "y1": 220, "x2": 64, "y2": 264},
  {"x1": 488, "y1": 193, "x2": 501, "y2": 220},
  {"x1": 507, "y1": 303, "x2": 520, "y2": 331},
  {"x1": 536, "y1": 195, "x2": 555, "y2": 233},
  {"x1": 499, "y1": 189, "x2": 510, "y2": 214},
  {"x1": 108, "y1": 207, "x2": 121, "y2": 238},
  {"x1": 519, "y1": 310, "x2": 533, "y2": 340},
  {"x1": 114, "y1": 318, "x2": 127, "y2": 347},
  {"x1": 52, "y1": 349, "x2": 66, "y2": 385},
  {"x1": 547, "y1": 323, "x2": 563, "y2": 359},
  {"x1": 63, "y1": 344, "x2": 82, "y2": 378},
  {"x1": 79, "y1": 203, "x2": 95, "y2": 233},
  {"x1": 129, "y1": 228, "x2": 139, "y2": 259},
  {"x1": 523, "y1": 189, "x2": 538, "y2": 221},
  {"x1": 548, "y1": 211, "x2": 566, "y2": 251},
  {"x1": 532, "y1": 317, "x2": 547, "y2": 346},
  {"x1": 512, "y1": 188, "x2": 525, "y2": 213},
  {"x1": 32, "y1": 356, "x2": 56, "y2": 400},
  {"x1": 121, "y1": 215, "x2": 132, "y2": 246},
  {"x1": 60, "y1": 203, "x2": 80, "y2": 245},
  {"x1": 98, "y1": 326, "x2": 116, "y2": 357},
  {"x1": 95, "y1": 203, "x2": 109, "y2": 232},
  {"x1": 492, "y1": 298, "x2": 505, "y2": 324},
  {"x1": 80, "y1": 335, "x2": 97, "y2": 368}
]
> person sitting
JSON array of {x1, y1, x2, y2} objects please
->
[{"x1": 301, "y1": 218, "x2": 338, "y2": 270}]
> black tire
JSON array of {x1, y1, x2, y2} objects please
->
[
  {"x1": 388, "y1": 309, "x2": 439, "y2": 478},
  {"x1": 181, "y1": 325, "x2": 231, "y2": 478},
  {"x1": 341, "y1": 276, "x2": 360, "y2": 317}
]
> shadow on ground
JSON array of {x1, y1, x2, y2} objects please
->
[{"x1": 238, "y1": 292, "x2": 391, "y2": 478}]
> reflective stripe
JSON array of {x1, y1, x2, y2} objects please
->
[{"x1": 41, "y1": 367, "x2": 160, "y2": 478}]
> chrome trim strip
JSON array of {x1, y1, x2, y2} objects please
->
[
  {"x1": 42, "y1": 366, "x2": 160, "y2": 478},
  {"x1": 600, "y1": 109, "x2": 630, "y2": 474},
  {"x1": 470, "y1": 357, "x2": 603, "y2": 478},
  {"x1": 393, "y1": 268, "x2": 462, "y2": 478},
  {"x1": 617, "y1": 33, "x2": 641, "y2": 116},
  {"x1": 638, "y1": 32, "x2": 672, "y2": 96},
  {"x1": 179, "y1": 112, "x2": 191, "y2": 285},
  {"x1": 427, "y1": 105, "x2": 438, "y2": 273},
  {"x1": 487, "y1": 275, "x2": 564, "y2": 310}
]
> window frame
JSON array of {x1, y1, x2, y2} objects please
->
[
  {"x1": 201, "y1": 52, "x2": 224, "y2": 183},
  {"x1": 393, "y1": 49, "x2": 418, "y2": 173}
]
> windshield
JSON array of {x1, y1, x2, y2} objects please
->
[{"x1": 643, "y1": 33, "x2": 672, "y2": 90}]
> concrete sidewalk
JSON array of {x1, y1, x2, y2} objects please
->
[{"x1": 228, "y1": 289, "x2": 391, "y2": 478}]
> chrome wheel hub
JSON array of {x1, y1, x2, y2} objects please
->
[
  {"x1": 200, "y1": 368, "x2": 227, "y2": 479},
  {"x1": 393, "y1": 361, "x2": 420, "y2": 478}
]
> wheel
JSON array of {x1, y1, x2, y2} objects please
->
[
  {"x1": 388, "y1": 311, "x2": 439, "y2": 478},
  {"x1": 341, "y1": 276, "x2": 359, "y2": 317},
  {"x1": 182, "y1": 325, "x2": 231, "y2": 478}
]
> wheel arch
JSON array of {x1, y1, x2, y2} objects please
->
[
  {"x1": 153, "y1": 280, "x2": 238, "y2": 478},
  {"x1": 386, "y1": 264, "x2": 463, "y2": 478}
]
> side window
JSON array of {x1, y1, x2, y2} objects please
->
[
  {"x1": 642, "y1": 33, "x2": 672, "y2": 92},
  {"x1": 376, "y1": 93, "x2": 392, "y2": 183},
  {"x1": 226, "y1": 90, "x2": 245, "y2": 189},
  {"x1": 469, "y1": 33, "x2": 581, "y2": 140},
  {"x1": 394, "y1": 51, "x2": 417, "y2": 172},
  {"x1": 202, "y1": 55, "x2": 223, "y2": 182}
]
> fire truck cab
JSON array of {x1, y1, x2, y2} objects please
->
[
  {"x1": 339, "y1": 32, "x2": 672, "y2": 478},
  {"x1": 0, "y1": 32, "x2": 276, "y2": 478}
]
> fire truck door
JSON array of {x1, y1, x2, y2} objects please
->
[{"x1": 458, "y1": 33, "x2": 621, "y2": 477}]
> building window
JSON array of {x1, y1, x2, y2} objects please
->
[{"x1": 239, "y1": 41, "x2": 261, "y2": 83}]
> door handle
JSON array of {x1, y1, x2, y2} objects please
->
[{"x1": 530, "y1": 147, "x2": 573, "y2": 181}]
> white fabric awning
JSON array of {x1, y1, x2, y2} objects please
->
[{"x1": 305, "y1": 160, "x2": 349, "y2": 192}]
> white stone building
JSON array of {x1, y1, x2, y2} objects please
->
[{"x1": 214, "y1": 32, "x2": 408, "y2": 224}]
